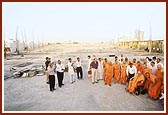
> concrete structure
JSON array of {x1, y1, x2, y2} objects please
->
[{"x1": 118, "y1": 40, "x2": 164, "y2": 53}]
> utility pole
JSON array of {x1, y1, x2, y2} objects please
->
[
  {"x1": 38, "y1": 35, "x2": 40, "y2": 48},
  {"x1": 32, "y1": 32, "x2": 34, "y2": 49},
  {"x1": 24, "y1": 30, "x2": 27, "y2": 47},
  {"x1": 21, "y1": 31, "x2": 25, "y2": 50},
  {"x1": 24, "y1": 30, "x2": 29, "y2": 52},
  {"x1": 21, "y1": 31, "x2": 25, "y2": 57},
  {"x1": 42, "y1": 33, "x2": 44, "y2": 47},
  {"x1": 148, "y1": 23, "x2": 152, "y2": 52},
  {"x1": 15, "y1": 26, "x2": 19, "y2": 54}
]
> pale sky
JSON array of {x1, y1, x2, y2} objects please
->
[{"x1": 2, "y1": 2, "x2": 166, "y2": 43}]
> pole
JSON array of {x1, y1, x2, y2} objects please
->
[
  {"x1": 149, "y1": 23, "x2": 152, "y2": 52},
  {"x1": 16, "y1": 26, "x2": 19, "y2": 54}
]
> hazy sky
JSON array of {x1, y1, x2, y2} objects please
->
[{"x1": 3, "y1": 2, "x2": 166, "y2": 43}]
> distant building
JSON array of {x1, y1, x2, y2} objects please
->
[
  {"x1": 5, "y1": 39, "x2": 28, "y2": 53},
  {"x1": 135, "y1": 29, "x2": 144, "y2": 41}
]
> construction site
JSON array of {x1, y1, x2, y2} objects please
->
[
  {"x1": 3, "y1": 36, "x2": 165, "y2": 112},
  {"x1": 2, "y1": 2, "x2": 166, "y2": 112}
]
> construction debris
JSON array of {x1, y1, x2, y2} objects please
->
[{"x1": 10, "y1": 62, "x2": 45, "y2": 78}]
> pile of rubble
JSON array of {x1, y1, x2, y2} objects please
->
[{"x1": 10, "y1": 62, "x2": 45, "y2": 78}]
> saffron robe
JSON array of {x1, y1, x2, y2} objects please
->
[
  {"x1": 148, "y1": 75, "x2": 162, "y2": 99},
  {"x1": 103, "y1": 61, "x2": 113, "y2": 85},
  {"x1": 113, "y1": 62, "x2": 120, "y2": 83},
  {"x1": 126, "y1": 74, "x2": 145, "y2": 93},
  {"x1": 120, "y1": 63, "x2": 127, "y2": 84}
]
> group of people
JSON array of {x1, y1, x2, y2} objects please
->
[
  {"x1": 45, "y1": 58, "x2": 64, "y2": 92},
  {"x1": 44, "y1": 55, "x2": 164, "y2": 103},
  {"x1": 45, "y1": 57, "x2": 83, "y2": 92},
  {"x1": 87, "y1": 55, "x2": 164, "y2": 102},
  {"x1": 124, "y1": 56, "x2": 164, "y2": 100}
]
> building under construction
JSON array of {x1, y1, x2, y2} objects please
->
[{"x1": 118, "y1": 29, "x2": 164, "y2": 53}]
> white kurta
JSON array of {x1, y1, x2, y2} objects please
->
[
  {"x1": 88, "y1": 58, "x2": 92, "y2": 70},
  {"x1": 68, "y1": 62, "x2": 75, "y2": 83},
  {"x1": 156, "y1": 62, "x2": 164, "y2": 69},
  {"x1": 151, "y1": 66, "x2": 157, "y2": 75},
  {"x1": 68, "y1": 62, "x2": 75, "y2": 75},
  {"x1": 97, "y1": 61, "x2": 104, "y2": 80}
]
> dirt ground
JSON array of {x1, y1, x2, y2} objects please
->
[{"x1": 3, "y1": 43, "x2": 165, "y2": 112}]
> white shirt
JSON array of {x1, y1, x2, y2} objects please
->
[
  {"x1": 151, "y1": 66, "x2": 157, "y2": 75},
  {"x1": 98, "y1": 61, "x2": 103, "y2": 71},
  {"x1": 119, "y1": 56, "x2": 125, "y2": 62},
  {"x1": 56, "y1": 63, "x2": 65, "y2": 72},
  {"x1": 147, "y1": 61, "x2": 152, "y2": 69},
  {"x1": 153, "y1": 60, "x2": 157, "y2": 68},
  {"x1": 118, "y1": 60, "x2": 124, "y2": 65},
  {"x1": 126, "y1": 65, "x2": 137, "y2": 76},
  {"x1": 47, "y1": 65, "x2": 55, "y2": 75},
  {"x1": 68, "y1": 62, "x2": 75, "y2": 75},
  {"x1": 156, "y1": 62, "x2": 164, "y2": 68},
  {"x1": 88, "y1": 58, "x2": 92, "y2": 70},
  {"x1": 76, "y1": 61, "x2": 82, "y2": 67}
]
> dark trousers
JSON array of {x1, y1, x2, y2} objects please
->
[
  {"x1": 49, "y1": 75, "x2": 55, "y2": 91},
  {"x1": 57, "y1": 72, "x2": 64, "y2": 87},
  {"x1": 127, "y1": 73, "x2": 135, "y2": 83},
  {"x1": 76, "y1": 67, "x2": 83, "y2": 79}
]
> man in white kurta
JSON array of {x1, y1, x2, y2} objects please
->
[
  {"x1": 156, "y1": 58, "x2": 164, "y2": 68},
  {"x1": 150, "y1": 61, "x2": 157, "y2": 75},
  {"x1": 68, "y1": 58, "x2": 76, "y2": 84},
  {"x1": 97, "y1": 58, "x2": 104, "y2": 80}
]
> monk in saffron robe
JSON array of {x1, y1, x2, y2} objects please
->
[
  {"x1": 124, "y1": 57, "x2": 130, "y2": 66},
  {"x1": 103, "y1": 58, "x2": 113, "y2": 86},
  {"x1": 142, "y1": 62, "x2": 152, "y2": 76},
  {"x1": 136, "y1": 61, "x2": 143, "y2": 73},
  {"x1": 132, "y1": 58, "x2": 137, "y2": 67},
  {"x1": 145, "y1": 72, "x2": 162, "y2": 100},
  {"x1": 143, "y1": 62, "x2": 152, "y2": 89},
  {"x1": 126, "y1": 71, "x2": 145, "y2": 94},
  {"x1": 113, "y1": 56, "x2": 120, "y2": 83},
  {"x1": 156, "y1": 64, "x2": 164, "y2": 100},
  {"x1": 120, "y1": 62, "x2": 127, "y2": 85},
  {"x1": 156, "y1": 64, "x2": 164, "y2": 83},
  {"x1": 103, "y1": 58, "x2": 108, "y2": 79}
]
